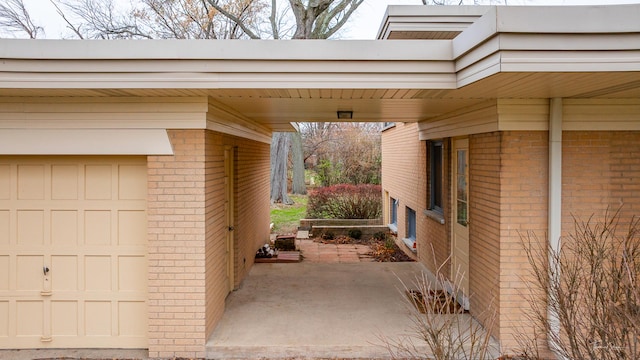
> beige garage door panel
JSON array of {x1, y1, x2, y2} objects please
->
[{"x1": 0, "y1": 157, "x2": 148, "y2": 349}]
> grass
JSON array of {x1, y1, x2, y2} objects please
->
[{"x1": 270, "y1": 194, "x2": 308, "y2": 234}]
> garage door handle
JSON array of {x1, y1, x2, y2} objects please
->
[
  {"x1": 228, "y1": 226, "x2": 235, "y2": 231},
  {"x1": 41, "y1": 265, "x2": 51, "y2": 296}
]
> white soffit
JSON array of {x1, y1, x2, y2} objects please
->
[{"x1": 0, "y1": 129, "x2": 174, "y2": 155}]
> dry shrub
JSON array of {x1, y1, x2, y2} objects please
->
[
  {"x1": 306, "y1": 184, "x2": 381, "y2": 219},
  {"x1": 519, "y1": 209, "x2": 640, "y2": 360},
  {"x1": 381, "y1": 251, "x2": 499, "y2": 359}
]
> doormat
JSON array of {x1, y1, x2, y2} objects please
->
[{"x1": 406, "y1": 289, "x2": 466, "y2": 314}]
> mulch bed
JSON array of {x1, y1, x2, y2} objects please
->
[
  {"x1": 314, "y1": 235, "x2": 415, "y2": 262},
  {"x1": 406, "y1": 289, "x2": 466, "y2": 314}
]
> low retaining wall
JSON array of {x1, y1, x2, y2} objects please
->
[
  {"x1": 311, "y1": 225, "x2": 390, "y2": 238},
  {"x1": 299, "y1": 218, "x2": 382, "y2": 230}
]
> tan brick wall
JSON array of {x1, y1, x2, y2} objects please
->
[
  {"x1": 497, "y1": 131, "x2": 549, "y2": 352},
  {"x1": 381, "y1": 124, "x2": 425, "y2": 249},
  {"x1": 223, "y1": 134, "x2": 271, "y2": 288},
  {"x1": 148, "y1": 129, "x2": 270, "y2": 359},
  {"x1": 203, "y1": 132, "x2": 271, "y2": 340},
  {"x1": 147, "y1": 130, "x2": 208, "y2": 359},
  {"x1": 562, "y1": 131, "x2": 640, "y2": 229},
  {"x1": 204, "y1": 131, "x2": 225, "y2": 343},
  {"x1": 381, "y1": 123, "x2": 451, "y2": 274},
  {"x1": 385, "y1": 125, "x2": 640, "y2": 354},
  {"x1": 468, "y1": 132, "x2": 502, "y2": 339}
]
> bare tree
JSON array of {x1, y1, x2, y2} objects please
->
[
  {"x1": 0, "y1": 0, "x2": 43, "y2": 38},
  {"x1": 290, "y1": 131, "x2": 306, "y2": 195},
  {"x1": 270, "y1": 132, "x2": 292, "y2": 204},
  {"x1": 301, "y1": 122, "x2": 381, "y2": 187}
]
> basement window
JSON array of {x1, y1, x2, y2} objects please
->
[
  {"x1": 389, "y1": 197, "x2": 398, "y2": 233},
  {"x1": 403, "y1": 207, "x2": 417, "y2": 253}
]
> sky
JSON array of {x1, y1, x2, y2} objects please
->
[{"x1": 11, "y1": 0, "x2": 640, "y2": 39}]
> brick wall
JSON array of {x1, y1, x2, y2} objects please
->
[
  {"x1": 381, "y1": 123, "x2": 428, "y2": 255},
  {"x1": 147, "y1": 129, "x2": 270, "y2": 358},
  {"x1": 147, "y1": 130, "x2": 208, "y2": 358},
  {"x1": 204, "y1": 131, "x2": 225, "y2": 344},
  {"x1": 468, "y1": 132, "x2": 502, "y2": 339},
  {"x1": 223, "y1": 134, "x2": 271, "y2": 288},
  {"x1": 497, "y1": 131, "x2": 549, "y2": 352},
  {"x1": 381, "y1": 123, "x2": 452, "y2": 274},
  {"x1": 563, "y1": 131, "x2": 640, "y2": 229}
]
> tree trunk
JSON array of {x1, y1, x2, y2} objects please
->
[
  {"x1": 291, "y1": 131, "x2": 307, "y2": 195},
  {"x1": 270, "y1": 132, "x2": 293, "y2": 204}
]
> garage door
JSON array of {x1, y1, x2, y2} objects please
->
[{"x1": 0, "y1": 156, "x2": 148, "y2": 349}]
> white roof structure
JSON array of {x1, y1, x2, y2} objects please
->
[{"x1": 1, "y1": 5, "x2": 639, "y2": 131}]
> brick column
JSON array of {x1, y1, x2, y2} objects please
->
[
  {"x1": 147, "y1": 130, "x2": 207, "y2": 359},
  {"x1": 498, "y1": 131, "x2": 549, "y2": 352}
]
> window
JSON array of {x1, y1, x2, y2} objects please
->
[
  {"x1": 389, "y1": 197, "x2": 398, "y2": 233},
  {"x1": 403, "y1": 207, "x2": 417, "y2": 252},
  {"x1": 429, "y1": 141, "x2": 444, "y2": 213}
]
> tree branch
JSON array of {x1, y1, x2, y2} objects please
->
[
  {"x1": 269, "y1": 0, "x2": 278, "y2": 39},
  {"x1": 205, "y1": 0, "x2": 260, "y2": 39},
  {"x1": 49, "y1": 0, "x2": 83, "y2": 38},
  {"x1": 316, "y1": 0, "x2": 363, "y2": 39},
  {"x1": 0, "y1": 0, "x2": 43, "y2": 38}
]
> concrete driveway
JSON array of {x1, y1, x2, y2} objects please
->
[{"x1": 206, "y1": 261, "x2": 433, "y2": 359}]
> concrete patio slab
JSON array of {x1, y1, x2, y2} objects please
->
[{"x1": 206, "y1": 262, "x2": 433, "y2": 359}]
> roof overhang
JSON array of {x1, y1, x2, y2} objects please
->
[{"x1": 1, "y1": 4, "x2": 639, "y2": 131}]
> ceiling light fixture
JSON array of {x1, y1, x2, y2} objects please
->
[{"x1": 337, "y1": 111, "x2": 353, "y2": 120}]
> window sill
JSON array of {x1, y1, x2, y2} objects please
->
[
  {"x1": 388, "y1": 223, "x2": 398, "y2": 234},
  {"x1": 423, "y1": 209, "x2": 445, "y2": 225},
  {"x1": 402, "y1": 237, "x2": 417, "y2": 253}
]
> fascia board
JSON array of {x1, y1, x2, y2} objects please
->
[
  {"x1": 452, "y1": 7, "x2": 498, "y2": 59},
  {"x1": 456, "y1": 52, "x2": 501, "y2": 89},
  {"x1": 498, "y1": 33, "x2": 640, "y2": 51},
  {"x1": 499, "y1": 50, "x2": 640, "y2": 72},
  {"x1": 378, "y1": 5, "x2": 491, "y2": 40},
  {"x1": 0, "y1": 59, "x2": 453, "y2": 74},
  {"x1": 0, "y1": 39, "x2": 452, "y2": 61},
  {"x1": 495, "y1": 5, "x2": 640, "y2": 34},
  {"x1": 0, "y1": 72, "x2": 458, "y2": 90},
  {"x1": 454, "y1": 36, "x2": 500, "y2": 73}
]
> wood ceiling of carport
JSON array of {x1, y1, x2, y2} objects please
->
[{"x1": 0, "y1": 71, "x2": 638, "y2": 129}]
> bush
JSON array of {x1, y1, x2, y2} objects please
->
[
  {"x1": 347, "y1": 228, "x2": 362, "y2": 240},
  {"x1": 321, "y1": 232, "x2": 335, "y2": 240},
  {"x1": 372, "y1": 231, "x2": 387, "y2": 241},
  {"x1": 306, "y1": 184, "x2": 382, "y2": 219},
  {"x1": 382, "y1": 254, "x2": 498, "y2": 359},
  {"x1": 519, "y1": 209, "x2": 640, "y2": 360}
]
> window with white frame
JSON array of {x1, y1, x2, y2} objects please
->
[
  {"x1": 403, "y1": 207, "x2": 417, "y2": 252},
  {"x1": 389, "y1": 197, "x2": 398, "y2": 233}
]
